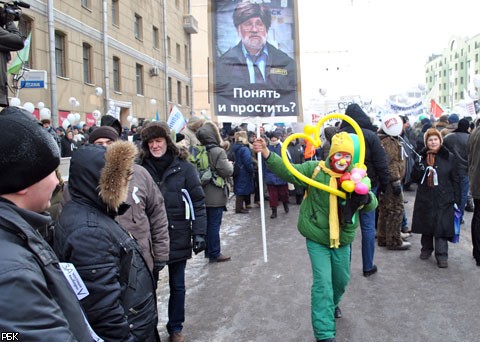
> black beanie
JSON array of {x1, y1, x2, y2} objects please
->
[
  {"x1": 88, "y1": 126, "x2": 119, "y2": 144},
  {"x1": 0, "y1": 112, "x2": 60, "y2": 195}
]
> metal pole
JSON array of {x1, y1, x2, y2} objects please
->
[
  {"x1": 47, "y1": 0, "x2": 58, "y2": 127},
  {"x1": 102, "y1": 0, "x2": 110, "y2": 114},
  {"x1": 256, "y1": 117, "x2": 268, "y2": 262},
  {"x1": 162, "y1": 0, "x2": 169, "y2": 120}
]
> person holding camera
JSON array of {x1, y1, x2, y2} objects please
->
[{"x1": 0, "y1": 6, "x2": 24, "y2": 107}]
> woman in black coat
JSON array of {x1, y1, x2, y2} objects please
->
[{"x1": 411, "y1": 128, "x2": 461, "y2": 268}]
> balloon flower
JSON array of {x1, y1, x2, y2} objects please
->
[{"x1": 340, "y1": 167, "x2": 371, "y2": 195}]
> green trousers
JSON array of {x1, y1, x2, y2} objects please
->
[{"x1": 306, "y1": 239, "x2": 351, "y2": 340}]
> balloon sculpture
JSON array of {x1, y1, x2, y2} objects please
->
[{"x1": 280, "y1": 113, "x2": 368, "y2": 199}]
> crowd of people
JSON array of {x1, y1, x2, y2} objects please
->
[{"x1": 0, "y1": 102, "x2": 479, "y2": 342}]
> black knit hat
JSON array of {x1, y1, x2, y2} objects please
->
[
  {"x1": 100, "y1": 115, "x2": 122, "y2": 136},
  {"x1": 0, "y1": 110, "x2": 60, "y2": 195},
  {"x1": 88, "y1": 126, "x2": 119, "y2": 144}
]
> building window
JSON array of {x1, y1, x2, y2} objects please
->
[
  {"x1": 55, "y1": 31, "x2": 66, "y2": 77},
  {"x1": 113, "y1": 56, "x2": 121, "y2": 91},
  {"x1": 81, "y1": 0, "x2": 90, "y2": 9},
  {"x1": 176, "y1": 43, "x2": 181, "y2": 63},
  {"x1": 460, "y1": 76, "x2": 464, "y2": 85},
  {"x1": 184, "y1": 44, "x2": 188, "y2": 69},
  {"x1": 167, "y1": 36, "x2": 171, "y2": 58},
  {"x1": 136, "y1": 63, "x2": 144, "y2": 95},
  {"x1": 168, "y1": 77, "x2": 172, "y2": 101},
  {"x1": 185, "y1": 85, "x2": 190, "y2": 106},
  {"x1": 17, "y1": 17, "x2": 32, "y2": 69},
  {"x1": 177, "y1": 81, "x2": 182, "y2": 104},
  {"x1": 175, "y1": 0, "x2": 180, "y2": 9},
  {"x1": 134, "y1": 14, "x2": 143, "y2": 40},
  {"x1": 82, "y1": 43, "x2": 92, "y2": 84},
  {"x1": 112, "y1": 0, "x2": 119, "y2": 26},
  {"x1": 153, "y1": 26, "x2": 159, "y2": 49},
  {"x1": 443, "y1": 70, "x2": 446, "y2": 76}
]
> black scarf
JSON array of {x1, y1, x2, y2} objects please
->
[{"x1": 149, "y1": 150, "x2": 174, "y2": 180}]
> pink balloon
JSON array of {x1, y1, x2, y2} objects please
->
[
  {"x1": 355, "y1": 183, "x2": 369, "y2": 195},
  {"x1": 351, "y1": 167, "x2": 366, "y2": 178},
  {"x1": 350, "y1": 172, "x2": 362, "y2": 183}
]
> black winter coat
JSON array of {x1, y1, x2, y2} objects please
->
[
  {"x1": 55, "y1": 144, "x2": 158, "y2": 342},
  {"x1": 340, "y1": 104, "x2": 390, "y2": 190},
  {"x1": 141, "y1": 154, "x2": 207, "y2": 263},
  {"x1": 411, "y1": 146, "x2": 461, "y2": 238},
  {"x1": 0, "y1": 198, "x2": 92, "y2": 341}
]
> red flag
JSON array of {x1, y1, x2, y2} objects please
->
[{"x1": 430, "y1": 99, "x2": 444, "y2": 118}]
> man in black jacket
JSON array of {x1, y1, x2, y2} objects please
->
[
  {"x1": 55, "y1": 142, "x2": 160, "y2": 341},
  {"x1": 0, "y1": 108, "x2": 92, "y2": 340},
  {"x1": 340, "y1": 104, "x2": 390, "y2": 277}
]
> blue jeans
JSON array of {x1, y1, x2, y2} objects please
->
[
  {"x1": 459, "y1": 175, "x2": 469, "y2": 219},
  {"x1": 359, "y1": 186, "x2": 377, "y2": 272},
  {"x1": 167, "y1": 260, "x2": 187, "y2": 334},
  {"x1": 205, "y1": 207, "x2": 224, "y2": 259}
]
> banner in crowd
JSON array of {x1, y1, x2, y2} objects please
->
[
  {"x1": 387, "y1": 99, "x2": 424, "y2": 117},
  {"x1": 167, "y1": 105, "x2": 187, "y2": 133},
  {"x1": 212, "y1": 0, "x2": 300, "y2": 118}
]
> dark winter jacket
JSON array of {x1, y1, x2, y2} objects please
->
[
  {"x1": 232, "y1": 142, "x2": 254, "y2": 196},
  {"x1": 0, "y1": 22, "x2": 24, "y2": 106},
  {"x1": 340, "y1": 104, "x2": 390, "y2": 191},
  {"x1": 411, "y1": 146, "x2": 461, "y2": 238},
  {"x1": 117, "y1": 164, "x2": 170, "y2": 271},
  {"x1": 140, "y1": 150, "x2": 207, "y2": 264},
  {"x1": 0, "y1": 198, "x2": 92, "y2": 341},
  {"x1": 287, "y1": 140, "x2": 306, "y2": 194},
  {"x1": 264, "y1": 142, "x2": 288, "y2": 186},
  {"x1": 443, "y1": 131, "x2": 469, "y2": 176},
  {"x1": 468, "y1": 126, "x2": 480, "y2": 199},
  {"x1": 196, "y1": 121, "x2": 233, "y2": 207},
  {"x1": 55, "y1": 143, "x2": 158, "y2": 342}
]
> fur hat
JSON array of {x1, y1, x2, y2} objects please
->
[
  {"x1": 234, "y1": 130, "x2": 248, "y2": 144},
  {"x1": 424, "y1": 128, "x2": 443, "y2": 146},
  {"x1": 88, "y1": 126, "x2": 119, "y2": 144},
  {"x1": 0, "y1": 109, "x2": 60, "y2": 194},
  {"x1": 448, "y1": 113, "x2": 459, "y2": 124},
  {"x1": 329, "y1": 132, "x2": 354, "y2": 159},
  {"x1": 140, "y1": 122, "x2": 178, "y2": 157}
]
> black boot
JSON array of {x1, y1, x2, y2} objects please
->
[
  {"x1": 283, "y1": 202, "x2": 289, "y2": 213},
  {"x1": 296, "y1": 194, "x2": 303, "y2": 205},
  {"x1": 270, "y1": 207, "x2": 277, "y2": 219},
  {"x1": 235, "y1": 196, "x2": 248, "y2": 214}
]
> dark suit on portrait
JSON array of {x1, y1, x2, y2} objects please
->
[{"x1": 215, "y1": 42, "x2": 298, "y2": 117}]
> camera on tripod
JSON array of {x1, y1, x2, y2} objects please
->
[{"x1": 0, "y1": 1, "x2": 30, "y2": 24}]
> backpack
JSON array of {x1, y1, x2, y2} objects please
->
[{"x1": 188, "y1": 145, "x2": 226, "y2": 189}]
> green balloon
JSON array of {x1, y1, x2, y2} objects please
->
[{"x1": 349, "y1": 133, "x2": 360, "y2": 165}]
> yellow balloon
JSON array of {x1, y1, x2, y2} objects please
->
[
  {"x1": 341, "y1": 180, "x2": 355, "y2": 193},
  {"x1": 280, "y1": 113, "x2": 366, "y2": 199},
  {"x1": 304, "y1": 124, "x2": 316, "y2": 136}
]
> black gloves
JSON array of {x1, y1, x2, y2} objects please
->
[
  {"x1": 391, "y1": 181, "x2": 402, "y2": 196},
  {"x1": 192, "y1": 235, "x2": 206, "y2": 254},
  {"x1": 152, "y1": 261, "x2": 166, "y2": 287},
  {"x1": 342, "y1": 192, "x2": 370, "y2": 224}
]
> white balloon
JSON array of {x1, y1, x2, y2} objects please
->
[
  {"x1": 381, "y1": 114, "x2": 403, "y2": 137},
  {"x1": 23, "y1": 102, "x2": 35, "y2": 113},
  {"x1": 95, "y1": 87, "x2": 103, "y2": 96},
  {"x1": 62, "y1": 119, "x2": 71, "y2": 130},
  {"x1": 92, "y1": 110, "x2": 101, "y2": 119},
  {"x1": 108, "y1": 100, "x2": 115, "y2": 108},
  {"x1": 67, "y1": 113, "x2": 76, "y2": 124},
  {"x1": 69, "y1": 97, "x2": 77, "y2": 106},
  {"x1": 150, "y1": 98, "x2": 157, "y2": 106},
  {"x1": 75, "y1": 100, "x2": 80, "y2": 108},
  {"x1": 79, "y1": 121, "x2": 86, "y2": 127},
  {"x1": 132, "y1": 118, "x2": 138, "y2": 126},
  {"x1": 37, "y1": 102, "x2": 45, "y2": 110},
  {"x1": 10, "y1": 97, "x2": 21, "y2": 107},
  {"x1": 39, "y1": 108, "x2": 51, "y2": 120},
  {"x1": 74, "y1": 113, "x2": 81, "y2": 124},
  {"x1": 127, "y1": 115, "x2": 133, "y2": 122}
]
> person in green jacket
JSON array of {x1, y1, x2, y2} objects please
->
[{"x1": 253, "y1": 132, "x2": 378, "y2": 342}]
